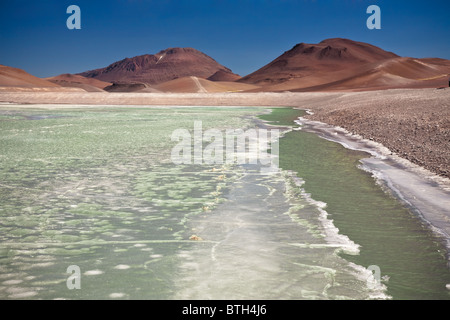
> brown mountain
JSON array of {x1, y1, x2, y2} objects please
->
[
  {"x1": 0, "y1": 65, "x2": 90, "y2": 92},
  {"x1": 78, "y1": 47, "x2": 239, "y2": 85},
  {"x1": 240, "y1": 38, "x2": 399, "y2": 86},
  {"x1": 240, "y1": 38, "x2": 450, "y2": 91}
]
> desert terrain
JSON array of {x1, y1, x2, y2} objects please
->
[{"x1": 1, "y1": 38, "x2": 449, "y2": 180}]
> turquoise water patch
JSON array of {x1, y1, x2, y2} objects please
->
[
  {"x1": 0, "y1": 106, "x2": 255, "y2": 299},
  {"x1": 261, "y1": 107, "x2": 450, "y2": 300},
  {"x1": 1, "y1": 105, "x2": 448, "y2": 300}
]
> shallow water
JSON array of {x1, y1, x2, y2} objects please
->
[
  {"x1": 0, "y1": 106, "x2": 449, "y2": 299},
  {"x1": 0, "y1": 106, "x2": 255, "y2": 299},
  {"x1": 270, "y1": 109, "x2": 450, "y2": 300},
  {"x1": 174, "y1": 165, "x2": 387, "y2": 300}
]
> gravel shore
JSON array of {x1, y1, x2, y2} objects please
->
[{"x1": 301, "y1": 88, "x2": 450, "y2": 179}]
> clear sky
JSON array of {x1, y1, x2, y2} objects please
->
[{"x1": 1, "y1": 0, "x2": 449, "y2": 78}]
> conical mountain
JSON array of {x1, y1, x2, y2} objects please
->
[
  {"x1": 239, "y1": 38, "x2": 450, "y2": 91},
  {"x1": 239, "y1": 38, "x2": 399, "y2": 85},
  {"x1": 78, "y1": 47, "x2": 239, "y2": 85}
]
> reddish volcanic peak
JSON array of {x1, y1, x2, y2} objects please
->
[
  {"x1": 239, "y1": 38, "x2": 400, "y2": 85},
  {"x1": 318, "y1": 38, "x2": 399, "y2": 62},
  {"x1": 103, "y1": 55, "x2": 158, "y2": 73},
  {"x1": 78, "y1": 47, "x2": 239, "y2": 85},
  {"x1": 239, "y1": 38, "x2": 450, "y2": 91},
  {"x1": 282, "y1": 37, "x2": 398, "y2": 62}
]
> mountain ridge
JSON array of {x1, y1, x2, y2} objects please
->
[
  {"x1": 78, "y1": 47, "x2": 240, "y2": 85},
  {"x1": 1, "y1": 38, "x2": 449, "y2": 92},
  {"x1": 239, "y1": 38, "x2": 450, "y2": 91}
]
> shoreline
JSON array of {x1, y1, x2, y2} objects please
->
[
  {"x1": 2, "y1": 88, "x2": 447, "y2": 177},
  {"x1": 295, "y1": 115, "x2": 450, "y2": 262},
  {"x1": 302, "y1": 88, "x2": 450, "y2": 179},
  {"x1": 1, "y1": 89, "x2": 447, "y2": 180},
  {"x1": 1, "y1": 88, "x2": 449, "y2": 255},
  {"x1": 1, "y1": 94, "x2": 449, "y2": 297}
]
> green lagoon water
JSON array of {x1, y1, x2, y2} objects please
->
[
  {"x1": 265, "y1": 107, "x2": 450, "y2": 300},
  {"x1": 0, "y1": 106, "x2": 254, "y2": 299},
  {"x1": 0, "y1": 105, "x2": 449, "y2": 299}
]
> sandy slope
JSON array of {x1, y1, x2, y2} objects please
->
[
  {"x1": 239, "y1": 38, "x2": 450, "y2": 92},
  {"x1": 45, "y1": 74, "x2": 112, "y2": 91},
  {"x1": 154, "y1": 76, "x2": 259, "y2": 93},
  {"x1": 208, "y1": 69, "x2": 242, "y2": 82},
  {"x1": 0, "y1": 65, "x2": 61, "y2": 88},
  {"x1": 253, "y1": 57, "x2": 450, "y2": 92},
  {"x1": 239, "y1": 38, "x2": 399, "y2": 86},
  {"x1": 0, "y1": 65, "x2": 90, "y2": 92},
  {"x1": 78, "y1": 47, "x2": 240, "y2": 85},
  {"x1": 5, "y1": 38, "x2": 449, "y2": 93}
]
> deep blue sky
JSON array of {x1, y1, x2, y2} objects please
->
[{"x1": 1, "y1": 0, "x2": 449, "y2": 78}]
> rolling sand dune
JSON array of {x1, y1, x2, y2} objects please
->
[
  {"x1": 44, "y1": 81, "x2": 105, "y2": 92},
  {"x1": 45, "y1": 74, "x2": 111, "y2": 92},
  {"x1": 154, "y1": 76, "x2": 258, "y2": 93},
  {"x1": 0, "y1": 65, "x2": 61, "y2": 88},
  {"x1": 103, "y1": 82, "x2": 162, "y2": 93},
  {"x1": 276, "y1": 57, "x2": 450, "y2": 92},
  {"x1": 0, "y1": 65, "x2": 87, "y2": 92}
]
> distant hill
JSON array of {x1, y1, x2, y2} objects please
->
[
  {"x1": 103, "y1": 82, "x2": 162, "y2": 93},
  {"x1": 78, "y1": 47, "x2": 240, "y2": 85},
  {"x1": 154, "y1": 76, "x2": 258, "y2": 93},
  {"x1": 0, "y1": 65, "x2": 88, "y2": 92},
  {"x1": 2, "y1": 38, "x2": 449, "y2": 93},
  {"x1": 239, "y1": 38, "x2": 450, "y2": 91},
  {"x1": 207, "y1": 70, "x2": 242, "y2": 82},
  {"x1": 0, "y1": 65, "x2": 60, "y2": 88},
  {"x1": 45, "y1": 73, "x2": 112, "y2": 92}
]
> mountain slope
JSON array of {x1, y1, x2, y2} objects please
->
[
  {"x1": 207, "y1": 69, "x2": 242, "y2": 82},
  {"x1": 240, "y1": 38, "x2": 450, "y2": 91},
  {"x1": 0, "y1": 65, "x2": 90, "y2": 92},
  {"x1": 45, "y1": 73, "x2": 112, "y2": 92},
  {"x1": 154, "y1": 76, "x2": 258, "y2": 93},
  {"x1": 0, "y1": 65, "x2": 61, "y2": 88},
  {"x1": 78, "y1": 48, "x2": 239, "y2": 85},
  {"x1": 239, "y1": 38, "x2": 399, "y2": 86}
]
